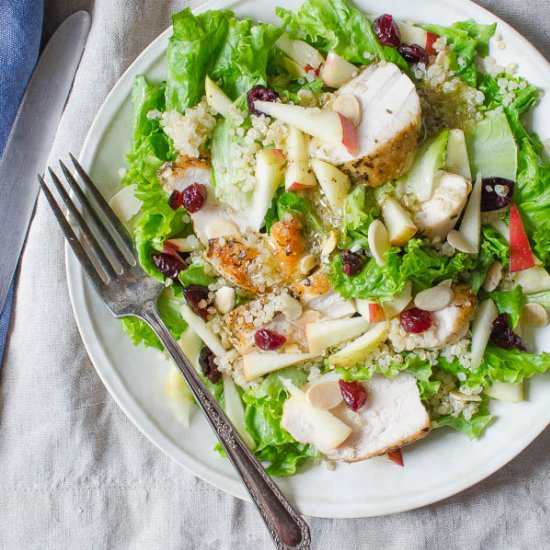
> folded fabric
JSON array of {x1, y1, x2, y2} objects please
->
[{"x1": 0, "y1": 0, "x2": 43, "y2": 366}]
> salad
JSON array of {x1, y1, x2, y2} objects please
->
[{"x1": 109, "y1": 0, "x2": 550, "y2": 475}]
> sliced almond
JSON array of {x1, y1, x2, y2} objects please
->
[
  {"x1": 306, "y1": 380, "x2": 343, "y2": 410},
  {"x1": 321, "y1": 231, "x2": 338, "y2": 256},
  {"x1": 521, "y1": 303, "x2": 549, "y2": 327},
  {"x1": 447, "y1": 230, "x2": 477, "y2": 254},
  {"x1": 299, "y1": 254, "x2": 318, "y2": 275},
  {"x1": 275, "y1": 294, "x2": 303, "y2": 321},
  {"x1": 205, "y1": 219, "x2": 239, "y2": 239},
  {"x1": 368, "y1": 220, "x2": 390, "y2": 267},
  {"x1": 439, "y1": 279, "x2": 453, "y2": 288},
  {"x1": 482, "y1": 261, "x2": 503, "y2": 292},
  {"x1": 293, "y1": 309, "x2": 322, "y2": 331},
  {"x1": 331, "y1": 94, "x2": 362, "y2": 127},
  {"x1": 414, "y1": 285, "x2": 454, "y2": 312},
  {"x1": 214, "y1": 286, "x2": 235, "y2": 314}
]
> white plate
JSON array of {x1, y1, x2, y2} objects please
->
[{"x1": 68, "y1": 0, "x2": 550, "y2": 518}]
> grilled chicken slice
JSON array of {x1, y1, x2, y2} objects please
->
[
  {"x1": 389, "y1": 284, "x2": 476, "y2": 351},
  {"x1": 206, "y1": 219, "x2": 309, "y2": 294},
  {"x1": 414, "y1": 171, "x2": 472, "y2": 242},
  {"x1": 281, "y1": 372, "x2": 429, "y2": 461},
  {"x1": 310, "y1": 62, "x2": 421, "y2": 186},
  {"x1": 158, "y1": 155, "x2": 250, "y2": 243}
]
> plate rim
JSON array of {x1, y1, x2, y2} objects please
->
[{"x1": 66, "y1": 0, "x2": 550, "y2": 518}]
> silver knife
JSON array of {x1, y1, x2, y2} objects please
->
[{"x1": 0, "y1": 11, "x2": 91, "y2": 312}]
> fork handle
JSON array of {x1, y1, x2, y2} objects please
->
[{"x1": 141, "y1": 307, "x2": 311, "y2": 550}]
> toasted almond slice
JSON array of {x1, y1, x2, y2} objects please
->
[
  {"x1": 205, "y1": 219, "x2": 239, "y2": 239},
  {"x1": 299, "y1": 254, "x2": 318, "y2": 275},
  {"x1": 414, "y1": 285, "x2": 454, "y2": 312},
  {"x1": 331, "y1": 94, "x2": 362, "y2": 127},
  {"x1": 522, "y1": 303, "x2": 549, "y2": 327},
  {"x1": 321, "y1": 231, "x2": 338, "y2": 256},
  {"x1": 482, "y1": 261, "x2": 503, "y2": 292},
  {"x1": 306, "y1": 380, "x2": 343, "y2": 410},
  {"x1": 368, "y1": 220, "x2": 390, "y2": 267},
  {"x1": 447, "y1": 230, "x2": 477, "y2": 254},
  {"x1": 438, "y1": 279, "x2": 453, "y2": 288},
  {"x1": 275, "y1": 294, "x2": 303, "y2": 321}
]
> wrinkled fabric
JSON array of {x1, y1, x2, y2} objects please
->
[
  {"x1": 0, "y1": 0, "x2": 43, "y2": 365},
  {"x1": 0, "y1": 1, "x2": 549, "y2": 548}
]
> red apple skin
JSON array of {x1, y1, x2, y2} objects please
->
[
  {"x1": 426, "y1": 32, "x2": 439, "y2": 56},
  {"x1": 387, "y1": 449, "x2": 404, "y2": 467},
  {"x1": 509, "y1": 204, "x2": 535, "y2": 272},
  {"x1": 267, "y1": 148, "x2": 286, "y2": 162},
  {"x1": 338, "y1": 113, "x2": 358, "y2": 156},
  {"x1": 164, "y1": 239, "x2": 183, "y2": 253},
  {"x1": 368, "y1": 303, "x2": 386, "y2": 323},
  {"x1": 286, "y1": 180, "x2": 315, "y2": 191}
]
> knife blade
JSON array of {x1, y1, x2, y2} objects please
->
[{"x1": 0, "y1": 11, "x2": 91, "y2": 312}]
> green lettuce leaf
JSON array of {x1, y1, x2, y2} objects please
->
[
  {"x1": 431, "y1": 400, "x2": 493, "y2": 439},
  {"x1": 265, "y1": 188, "x2": 323, "y2": 233},
  {"x1": 166, "y1": 8, "x2": 282, "y2": 111},
  {"x1": 178, "y1": 263, "x2": 217, "y2": 287},
  {"x1": 341, "y1": 186, "x2": 380, "y2": 249},
  {"x1": 422, "y1": 19, "x2": 496, "y2": 86},
  {"x1": 470, "y1": 226, "x2": 510, "y2": 293},
  {"x1": 482, "y1": 286, "x2": 525, "y2": 328},
  {"x1": 482, "y1": 345, "x2": 550, "y2": 384},
  {"x1": 276, "y1": 0, "x2": 408, "y2": 70},
  {"x1": 331, "y1": 238, "x2": 475, "y2": 301},
  {"x1": 242, "y1": 367, "x2": 318, "y2": 476},
  {"x1": 526, "y1": 290, "x2": 550, "y2": 308}
]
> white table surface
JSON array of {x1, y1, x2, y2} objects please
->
[{"x1": 1, "y1": 1, "x2": 549, "y2": 548}]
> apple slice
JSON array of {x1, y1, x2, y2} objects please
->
[
  {"x1": 320, "y1": 51, "x2": 358, "y2": 88},
  {"x1": 166, "y1": 364, "x2": 194, "y2": 428},
  {"x1": 445, "y1": 129, "x2": 471, "y2": 179},
  {"x1": 470, "y1": 299, "x2": 498, "y2": 370},
  {"x1": 356, "y1": 300, "x2": 385, "y2": 323},
  {"x1": 285, "y1": 126, "x2": 317, "y2": 191},
  {"x1": 109, "y1": 184, "x2": 142, "y2": 222},
  {"x1": 275, "y1": 33, "x2": 325, "y2": 70},
  {"x1": 383, "y1": 281, "x2": 412, "y2": 318},
  {"x1": 305, "y1": 316, "x2": 370, "y2": 355},
  {"x1": 253, "y1": 100, "x2": 357, "y2": 155},
  {"x1": 485, "y1": 381, "x2": 524, "y2": 402},
  {"x1": 242, "y1": 351, "x2": 314, "y2": 381},
  {"x1": 380, "y1": 195, "x2": 418, "y2": 246},
  {"x1": 387, "y1": 449, "x2": 404, "y2": 467},
  {"x1": 368, "y1": 219, "x2": 390, "y2": 266},
  {"x1": 281, "y1": 56, "x2": 308, "y2": 78},
  {"x1": 249, "y1": 148, "x2": 285, "y2": 231},
  {"x1": 280, "y1": 378, "x2": 352, "y2": 453},
  {"x1": 178, "y1": 328, "x2": 203, "y2": 372},
  {"x1": 180, "y1": 303, "x2": 226, "y2": 358},
  {"x1": 330, "y1": 321, "x2": 390, "y2": 367},
  {"x1": 205, "y1": 76, "x2": 234, "y2": 117},
  {"x1": 310, "y1": 159, "x2": 350, "y2": 211},
  {"x1": 513, "y1": 266, "x2": 550, "y2": 294},
  {"x1": 398, "y1": 22, "x2": 439, "y2": 56},
  {"x1": 509, "y1": 204, "x2": 535, "y2": 272},
  {"x1": 164, "y1": 236, "x2": 201, "y2": 253},
  {"x1": 448, "y1": 176, "x2": 481, "y2": 253},
  {"x1": 223, "y1": 374, "x2": 256, "y2": 448}
]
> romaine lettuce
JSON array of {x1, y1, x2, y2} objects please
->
[
  {"x1": 341, "y1": 185, "x2": 380, "y2": 249},
  {"x1": 265, "y1": 188, "x2": 323, "y2": 233},
  {"x1": 276, "y1": 0, "x2": 408, "y2": 70},
  {"x1": 166, "y1": 9, "x2": 282, "y2": 111}
]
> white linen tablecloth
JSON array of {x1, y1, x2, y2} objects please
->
[{"x1": 1, "y1": 1, "x2": 549, "y2": 548}]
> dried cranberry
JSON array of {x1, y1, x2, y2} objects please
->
[
  {"x1": 151, "y1": 252, "x2": 185, "y2": 279},
  {"x1": 254, "y1": 328, "x2": 287, "y2": 351},
  {"x1": 247, "y1": 85, "x2": 281, "y2": 115},
  {"x1": 372, "y1": 14, "x2": 401, "y2": 48},
  {"x1": 400, "y1": 307, "x2": 432, "y2": 333},
  {"x1": 181, "y1": 183, "x2": 207, "y2": 213},
  {"x1": 183, "y1": 285, "x2": 210, "y2": 321},
  {"x1": 168, "y1": 190, "x2": 183, "y2": 210},
  {"x1": 481, "y1": 178, "x2": 515, "y2": 212},
  {"x1": 338, "y1": 380, "x2": 368, "y2": 412},
  {"x1": 490, "y1": 313, "x2": 527, "y2": 351},
  {"x1": 341, "y1": 250, "x2": 365, "y2": 277},
  {"x1": 398, "y1": 44, "x2": 429, "y2": 65},
  {"x1": 199, "y1": 346, "x2": 221, "y2": 384}
]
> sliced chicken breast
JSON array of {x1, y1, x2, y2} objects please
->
[
  {"x1": 389, "y1": 284, "x2": 476, "y2": 351},
  {"x1": 310, "y1": 62, "x2": 421, "y2": 186},
  {"x1": 414, "y1": 170, "x2": 472, "y2": 242},
  {"x1": 158, "y1": 155, "x2": 250, "y2": 243},
  {"x1": 281, "y1": 372, "x2": 430, "y2": 461}
]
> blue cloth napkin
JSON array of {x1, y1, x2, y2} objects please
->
[{"x1": 0, "y1": 0, "x2": 43, "y2": 366}]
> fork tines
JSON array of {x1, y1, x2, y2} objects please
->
[{"x1": 38, "y1": 155, "x2": 136, "y2": 288}]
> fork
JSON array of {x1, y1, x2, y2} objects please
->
[{"x1": 39, "y1": 155, "x2": 311, "y2": 550}]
